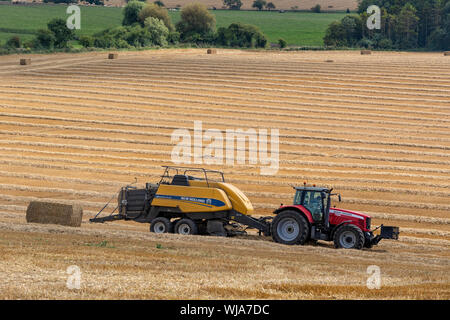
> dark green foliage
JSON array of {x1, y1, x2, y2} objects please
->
[
  {"x1": 352, "y1": 0, "x2": 450, "y2": 50},
  {"x1": 252, "y1": 0, "x2": 266, "y2": 11},
  {"x1": 266, "y1": 2, "x2": 276, "y2": 10},
  {"x1": 36, "y1": 29, "x2": 56, "y2": 49},
  {"x1": 223, "y1": 0, "x2": 243, "y2": 10},
  {"x1": 47, "y1": 18, "x2": 75, "y2": 48},
  {"x1": 79, "y1": 35, "x2": 95, "y2": 48},
  {"x1": 311, "y1": 4, "x2": 321, "y2": 13},
  {"x1": 122, "y1": 0, "x2": 145, "y2": 26},
  {"x1": 5, "y1": 36, "x2": 21, "y2": 48},
  {"x1": 154, "y1": 1, "x2": 164, "y2": 6},
  {"x1": 325, "y1": 0, "x2": 450, "y2": 50},
  {"x1": 278, "y1": 38, "x2": 287, "y2": 48},
  {"x1": 176, "y1": 3, "x2": 216, "y2": 41},
  {"x1": 85, "y1": 0, "x2": 104, "y2": 5},
  {"x1": 139, "y1": 3, "x2": 174, "y2": 31},
  {"x1": 217, "y1": 23, "x2": 267, "y2": 48}
]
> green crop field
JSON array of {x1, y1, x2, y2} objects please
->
[{"x1": 0, "y1": 4, "x2": 347, "y2": 46}]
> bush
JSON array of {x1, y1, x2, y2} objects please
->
[
  {"x1": 5, "y1": 36, "x2": 21, "y2": 48},
  {"x1": 223, "y1": 0, "x2": 242, "y2": 10},
  {"x1": 47, "y1": 18, "x2": 75, "y2": 48},
  {"x1": 36, "y1": 29, "x2": 56, "y2": 49},
  {"x1": 139, "y1": 3, "x2": 174, "y2": 31},
  {"x1": 311, "y1": 4, "x2": 321, "y2": 13},
  {"x1": 176, "y1": 3, "x2": 216, "y2": 40},
  {"x1": 323, "y1": 21, "x2": 346, "y2": 47},
  {"x1": 123, "y1": 0, "x2": 146, "y2": 26},
  {"x1": 217, "y1": 23, "x2": 267, "y2": 48},
  {"x1": 359, "y1": 38, "x2": 374, "y2": 49},
  {"x1": 252, "y1": 0, "x2": 265, "y2": 11},
  {"x1": 144, "y1": 17, "x2": 169, "y2": 46},
  {"x1": 168, "y1": 31, "x2": 180, "y2": 44},
  {"x1": 79, "y1": 35, "x2": 94, "y2": 48},
  {"x1": 377, "y1": 37, "x2": 393, "y2": 49},
  {"x1": 278, "y1": 38, "x2": 287, "y2": 48},
  {"x1": 94, "y1": 34, "x2": 116, "y2": 48}
]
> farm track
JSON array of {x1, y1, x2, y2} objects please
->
[{"x1": 0, "y1": 50, "x2": 449, "y2": 299}]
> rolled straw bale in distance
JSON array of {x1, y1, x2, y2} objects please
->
[
  {"x1": 20, "y1": 58, "x2": 31, "y2": 65},
  {"x1": 361, "y1": 50, "x2": 372, "y2": 55},
  {"x1": 108, "y1": 53, "x2": 118, "y2": 59},
  {"x1": 207, "y1": 49, "x2": 217, "y2": 54},
  {"x1": 26, "y1": 201, "x2": 83, "y2": 227}
]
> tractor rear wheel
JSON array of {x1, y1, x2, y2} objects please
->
[
  {"x1": 150, "y1": 217, "x2": 173, "y2": 234},
  {"x1": 333, "y1": 224, "x2": 365, "y2": 249},
  {"x1": 271, "y1": 210, "x2": 309, "y2": 245},
  {"x1": 175, "y1": 218, "x2": 198, "y2": 235}
]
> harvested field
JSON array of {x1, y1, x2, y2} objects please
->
[{"x1": 0, "y1": 49, "x2": 449, "y2": 299}]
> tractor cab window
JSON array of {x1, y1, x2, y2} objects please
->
[
  {"x1": 302, "y1": 191, "x2": 324, "y2": 222},
  {"x1": 293, "y1": 190, "x2": 302, "y2": 205}
]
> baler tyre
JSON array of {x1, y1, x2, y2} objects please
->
[
  {"x1": 271, "y1": 210, "x2": 309, "y2": 245},
  {"x1": 175, "y1": 218, "x2": 198, "y2": 235},
  {"x1": 150, "y1": 217, "x2": 173, "y2": 234},
  {"x1": 333, "y1": 224, "x2": 365, "y2": 249}
]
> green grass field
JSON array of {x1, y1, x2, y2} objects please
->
[{"x1": 0, "y1": 4, "x2": 347, "y2": 46}]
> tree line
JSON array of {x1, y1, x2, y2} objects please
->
[
  {"x1": 324, "y1": 0, "x2": 450, "y2": 50},
  {"x1": 1, "y1": 1, "x2": 269, "y2": 53}
]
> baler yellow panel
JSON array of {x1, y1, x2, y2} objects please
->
[
  {"x1": 188, "y1": 180, "x2": 254, "y2": 216},
  {"x1": 152, "y1": 184, "x2": 232, "y2": 213}
]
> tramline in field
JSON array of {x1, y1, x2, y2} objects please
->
[{"x1": 90, "y1": 166, "x2": 399, "y2": 249}]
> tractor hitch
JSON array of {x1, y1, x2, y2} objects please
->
[{"x1": 369, "y1": 225, "x2": 400, "y2": 246}]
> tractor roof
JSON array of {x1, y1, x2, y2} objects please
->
[{"x1": 294, "y1": 186, "x2": 331, "y2": 193}]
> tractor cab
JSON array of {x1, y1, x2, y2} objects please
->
[{"x1": 293, "y1": 187, "x2": 330, "y2": 223}]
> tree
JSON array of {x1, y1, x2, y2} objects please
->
[
  {"x1": 5, "y1": 36, "x2": 21, "y2": 48},
  {"x1": 47, "y1": 18, "x2": 75, "y2": 48},
  {"x1": 122, "y1": 0, "x2": 145, "y2": 26},
  {"x1": 395, "y1": 3, "x2": 419, "y2": 49},
  {"x1": 176, "y1": 2, "x2": 216, "y2": 39},
  {"x1": 341, "y1": 15, "x2": 363, "y2": 46},
  {"x1": 217, "y1": 23, "x2": 267, "y2": 48},
  {"x1": 36, "y1": 29, "x2": 56, "y2": 49},
  {"x1": 223, "y1": 0, "x2": 243, "y2": 10},
  {"x1": 266, "y1": 2, "x2": 276, "y2": 10},
  {"x1": 311, "y1": 4, "x2": 321, "y2": 13},
  {"x1": 154, "y1": 0, "x2": 164, "y2": 6},
  {"x1": 252, "y1": 0, "x2": 266, "y2": 10},
  {"x1": 323, "y1": 21, "x2": 346, "y2": 46},
  {"x1": 139, "y1": 3, "x2": 174, "y2": 31},
  {"x1": 144, "y1": 17, "x2": 169, "y2": 46}
]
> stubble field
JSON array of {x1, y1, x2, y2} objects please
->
[{"x1": 0, "y1": 49, "x2": 449, "y2": 299}]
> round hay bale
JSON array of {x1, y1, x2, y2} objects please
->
[
  {"x1": 361, "y1": 50, "x2": 372, "y2": 55},
  {"x1": 108, "y1": 53, "x2": 118, "y2": 59},
  {"x1": 26, "y1": 201, "x2": 83, "y2": 227},
  {"x1": 207, "y1": 49, "x2": 217, "y2": 54},
  {"x1": 20, "y1": 58, "x2": 31, "y2": 65}
]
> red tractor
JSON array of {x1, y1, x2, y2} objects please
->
[{"x1": 271, "y1": 186, "x2": 399, "y2": 249}]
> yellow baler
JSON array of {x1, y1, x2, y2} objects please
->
[{"x1": 91, "y1": 166, "x2": 267, "y2": 236}]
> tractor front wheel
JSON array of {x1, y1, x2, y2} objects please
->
[
  {"x1": 333, "y1": 224, "x2": 365, "y2": 249},
  {"x1": 271, "y1": 210, "x2": 309, "y2": 245}
]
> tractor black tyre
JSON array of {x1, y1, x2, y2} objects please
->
[
  {"x1": 150, "y1": 217, "x2": 173, "y2": 234},
  {"x1": 174, "y1": 218, "x2": 198, "y2": 235},
  {"x1": 271, "y1": 210, "x2": 309, "y2": 245},
  {"x1": 333, "y1": 224, "x2": 365, "y2": 249}
]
